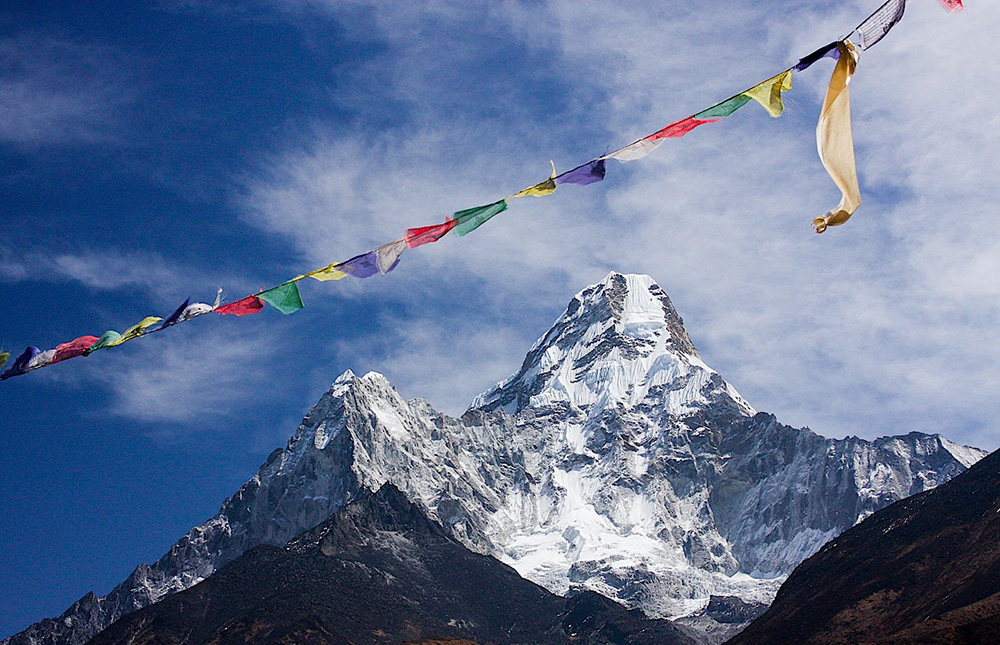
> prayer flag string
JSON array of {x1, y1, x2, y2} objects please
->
[{"x1": 1, "y1": 0, "x2": 968, "y2": 381}]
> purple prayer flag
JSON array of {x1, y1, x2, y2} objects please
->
[
  {"x1": 555, "y1": 159, "x2": 606, "y2": 186},
  {"x1": 794, "y1": 42, "x2": 841, "y2": 72},
  {"x1": 336, "y1": 251, "x2": 379, "y2": 279},
  {"x1": 1, "y1": 346, "x2": 41, "y2": 380},
  {"x1": 156, "y1": 297, "x2": 191, "y2": 331}
]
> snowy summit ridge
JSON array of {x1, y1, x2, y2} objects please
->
[
  {"x1": 473, "y1": 273, "x2": 752, "y2": 416},
  {"x1": 5, "y1": 272, "x2": 986, "y2": 645}
]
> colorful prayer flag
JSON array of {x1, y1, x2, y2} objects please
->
[
  {"x1": 602, "y1": 138, "x2": 663, "y2": 162},
  {"x1": 156, "y1": 298, "x2": 191, "y2": 331},
  {"x1": 694, "y1": 95, "x2": 752, "y2": 119},
  {"x1": 936, "y1": 0, "x2": 963, "y2": 11},
  {"x1": 405, "y1": 219, "x2": 457, "y2": 248},
  {"x1": 175, "y1": 288, "x2": 222, "y2": 323},
  {"x1": 107, "y1": 316, "x2": 163, "y2": 347},
  {"x1": 83, "y1": 330, "x2": 122, "y2": 355},
  {"x1": 299, "y1": 263, "x2": 349, "y2": 282},
  {"x1": 511, "y1": 161, "x2": 557, "y2": 198},
  {"x1": 794, "y1": 42, "x2": 840, "y2": 72},
  {"x1": 741, "y1": 69, "x2": 793, "y2": 117},
  {"x1": 854, "y1": 0, "x2": 906, "y2": 51},
  {"x1": 25, "y1": 349, "x2": 57, "y2": 372},
  {"x1": 555, "y1": 159, "x2": 606, "y2": 186},
  {"x1": 647, "y1": 116, "x2": 720, "y2": 141},
  {"x1": 0, "y1": 347, "x2": 40, "y2": 379},
  {"x1": 258, "y1": 282, "x2": 304, "y2": 314},
  {"x1": 375, "y1": 239, "x2": 406, "y2": 274},
  {"x1": 216, "y1": 295, "x2": 265, "y2": 316},
  {"x1": 814, "y1": 40, "x2": 861, "y2": 234},
  {"x1": 52, "y1": 335, "x2": 100, "y2": 364},
  {"x1": 452, "y1": 200, "x2": 509, "y2": 237},
  {"x1": 179, "y1": 302, "x2": 215, "y2": 321},
  {"x1": 336, "y1": 251, "x2": 379, "y2": 278}
]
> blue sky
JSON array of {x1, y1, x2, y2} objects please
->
[{"x1": 1, "y1": 0, "x2": 997, "y2": 637}]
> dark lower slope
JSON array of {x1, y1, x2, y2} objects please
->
[
  {"x1": 729, "y1": 448, "x2": 1000, "y2": 644},
  {"x1": 88, "y1": 484, "x2": 693, "y2": 645}
]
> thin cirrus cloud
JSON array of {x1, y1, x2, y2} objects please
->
[
  {"x1": 0, "y1": 33, "x2": 134, "y2": 147},
  {"x1": 332, "y1": 314, "x2": 533, "y2": 416},
  {"x1": 0, "y1": 246, "x2": 206, "y2": 302},
  {"x1": 46, "y1": 324, "x2": 288, "y2": 428}
]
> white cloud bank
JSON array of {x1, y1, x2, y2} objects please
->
[{"x1": 239, "y1": 0, "x2": 999, "y2": 449}]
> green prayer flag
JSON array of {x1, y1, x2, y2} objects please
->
[
  {"x1": 694, "y1": 94, "x2": 751, "y2": 119},
  {"x1": 259, "y1": 281, "x2": 304, "y2": 314},
  {"x1": 452, "y1": 200, "x2": 509, "y2": 237},
  {"x1": 84, "y1": 330, "x2": 123, "y2": 355}
]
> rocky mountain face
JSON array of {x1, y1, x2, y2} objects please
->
[
  {"x1": 729, "y1": 447, "x2": 1000, "y2": 644},
  {"x1": 4, "y1": 273, "x2": 985, "y2": 645},
  {"x1": 88, "y1": 483, "x2": 695, "y2": 645}
]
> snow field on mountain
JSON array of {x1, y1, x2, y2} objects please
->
[{"x1": 10, "y1": 273, "x2": 985, "y2": 645}]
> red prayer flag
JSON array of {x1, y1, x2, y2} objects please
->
[
  {"x1": 645, "y1": 117, "x2": 720, "y2": 141},
  {"x1": 216, "y1": 295, "x2": 265, "y2": 316},
  {"x1": 405, "y1": 218, "x2": 457, "y2": 249},
  {"x1": 935, "y1": 0, "x2": 963, "y2": 11},
  {"x1": 52, "y1": 335, "x2": 100, "y2": 364}
]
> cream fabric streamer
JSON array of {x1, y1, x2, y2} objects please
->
[{"x1": 814, "y1": 40, "x2": 861, "y2": 234}]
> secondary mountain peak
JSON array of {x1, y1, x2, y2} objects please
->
[
  {"x1": 90, "y1": 484, "x2": 695, "y2": 645},
  {"x1": 731, "y1": 447, "x2": 1000, "y2": 644}
]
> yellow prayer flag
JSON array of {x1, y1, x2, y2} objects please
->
[
  {"x1": 296, "y1": 263, "x2": 348, "y2": 282},
  {"x1": 107, "y1": 316, "x2": 163, "y2": 347},
  {"x1": 741, "y1": 69, "x2": 793, "y2": 118},
  {"x1": 510, "y1": 160, "x2": 557, "y2": 198},
  {"x1": 814, "y1": 41, "x2": 861, "y2": 234}
]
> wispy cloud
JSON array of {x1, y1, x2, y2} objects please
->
[
  {"x1": 332, "y1": 314, "x2": 531, "y2": 416},
  {"x1": 0, "y1": 32, "x2": 134, "y2": 147},
  {"x1": 0, "y1": 246, "x2": 216, "y2": 302},
  {"x1": 32, "y1": 323, "x2": 288, "y2": 431}
]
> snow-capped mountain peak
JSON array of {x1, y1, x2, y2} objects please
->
[{"x1": 472, "y1": 272, "x2": 752, "y2": 417}]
